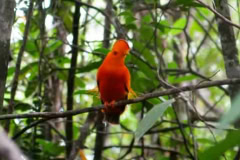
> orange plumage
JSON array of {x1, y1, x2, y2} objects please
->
[{"x1": 97, "y1": 39, "x2": 131, "y2": 124}]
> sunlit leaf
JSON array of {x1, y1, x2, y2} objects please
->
[
  {"x1": 7, "y1": 67, "x2": 16, "y2": 77},
  {"x1": 76, "y1": 61, "x2": 101, "y2": 73},
  {"x1": 74, "y1": 89, "x2": 98, "y2": 96},
  {"x1": 169, "y1": 75, "x2": 198, "y2": 83},
  {"x1": 169, "y1": 18, "x2": 186, "y2": 36}
]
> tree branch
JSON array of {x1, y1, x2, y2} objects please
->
[
  {"x1": 103, "y1": 145, "x2": 188, "y2": 157},
  {"x1": 0, "y1": 127, "x2": 28, "y2": 160},
  {"x1": 0, "y1": 78, "x2": 239, "y2": 120}
]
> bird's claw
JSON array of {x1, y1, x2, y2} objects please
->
[
  {"x1": 101, "y1": 101, "x2": 116, "y2": 113},
  {"x1": 110, "y1": 100, "x2": 116, "y2": 109}
]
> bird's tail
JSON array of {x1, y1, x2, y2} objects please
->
[
  {"x1": 105, "y1": 113, "x2": 120, "y2": 124},
  {"x1": 104, "y1": 105, "x2": 126, "y2": 124}
]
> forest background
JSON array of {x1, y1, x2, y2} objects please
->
[{"x1": 1, "y1": 0, "x2": 240, "y2": 159}]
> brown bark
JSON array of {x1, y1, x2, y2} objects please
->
[
  {"x1": 0, "y1": 0, "x2": 15, "y2": 111},
  {"x1": 214, "y1": 0, "x2": 240, "y2": 127},
  {"x1": 0, "y1": 127, "x2": 28, "y2": 160}
]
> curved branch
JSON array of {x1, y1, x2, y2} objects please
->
[{"x1": 196, "y1": 0, "x2": 240, "y2": 30}]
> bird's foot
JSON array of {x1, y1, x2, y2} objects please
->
[
  {"x1": 101, "y1": 101, "x2": 116, "y2": 113},
  {"x1": 110, "y1": 100, "x2": 116, "y2": 109},
  {"x1": 101, "y1": 102, "x2": 109, "y2": 113}
]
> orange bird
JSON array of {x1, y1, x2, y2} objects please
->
[{"x1": 97, "y1": 39, "x2": 132, "y2": 124}]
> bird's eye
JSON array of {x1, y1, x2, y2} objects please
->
[{"x1": 113, "y1": 51, "x2": 118, "y2": 55}]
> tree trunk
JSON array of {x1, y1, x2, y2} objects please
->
[
  {"x1": 214, "y1": 0, "x2": 240, "y2": 127},
  {"x1": 0, "y1": 0, "x2": 15, "y2": 111},
  {"x1": 66, "y1": 2, "x2": 81, "y2": 159}
]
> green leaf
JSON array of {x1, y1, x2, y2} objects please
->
[
  {"x1": 219, "y1": 92, "x2": 240, "y2": 128},
  {"x1": 141, "y1": 13, "x2": 152, "y2": 24},
  {"x1": 153, "y1": 20, "x2": 171, "y2": 34},
  {"x1": 189, "y1": 20, "x2": 204, "y2": 37},
  {"x1": 76, "y1": 61, "x2": 102, "y2": 74},
  {"x1": 38, "y1": 139, "x2": 64, "y2": 156},
  {"x1": 74, "y1": 77, "x2": 86, "y2": 88},
  {"x1": 119, "y1": 10, "x2": 132, "y2": 17},
  {"x1": 15, "y1": 103, "x2": 33, "y2": 111},
  {"x1": 169, "y1": 75, "x2": 198, "y2": 83},
  {"x1": 135, "y1": 99, "x2": 175, "y2": 140},
  {"x1": 74, "y1": 90, "x2": 89, "y2": 95},
  {"x1": 133, "y1": 41, "x2": 156, "y2": 67},
  {"x1": 54, "y1": 56, "x2": 71, "y2": 67},
  {"x1": 139, "y1": 25, "x2": 154, "y2": 40},
  {"x1": 176, "y1": 0, "x2": 204, "y2": 7},
  {"x1": 119, "y1": 10, "x2": 136, "y2": 25},
  {"x1": 19, "y1": 62, "x2": 38, "y2": 80},
  {"x1": 7, "y1": 67, "x2": 16, "y2": 77},
  {"x1": 132, "y1": 56, "x2": 156, "y2": 80},
  {"x1": 169, "y1": 18, "x2": 186, "y2": 36},
  {"x1": 58, "y1": 9, "x2": 72, "y2": 32},
  {"x1": 131, "y1": 103, "x2": 143, "y2": 114},
  {"x1": 197, "y1": 138, "x2": 214, "y2": 145},
  {"x1": 200, "y1": 129, "x2": 240, "y2": 160},
  {"x1": 44, "y1": 40, "x2": 62, "y2": 55},
  {"x1": 125, "y1": 23, "x2": 137, "y2": 30},
  {"x1": 25, "y1": 40, "x2": 38, "y2": 57},
  {"x1": 18, "y1": 22, "x2": 25, "y2": 33},
  {"x1": 168, "y1": 62, "x2": 178, "y2": 69},
  {"x1": 25, "y1": 77, "x2": 38, "y2": 97},
  {"x1": 93, "y1": 48, "x2": 110, "y2": 55},
  {"x1": 131, "y1": 71, "x2": 158, "y2": 93},
  {"x1": 74, "y1": 89, "x2": 98, "y2": 96}
]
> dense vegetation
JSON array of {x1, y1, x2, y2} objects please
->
[{"x1": 1, "y1": 0, "x2": 240, "y2": 159}]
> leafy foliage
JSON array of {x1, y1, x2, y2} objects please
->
[{"x1": 2, "y1": 0, "x2": 240, "y2": 159}]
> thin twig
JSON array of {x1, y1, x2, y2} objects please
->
[{"x1": 13, "y1": 118, "x2": 51, "y2": 140}]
